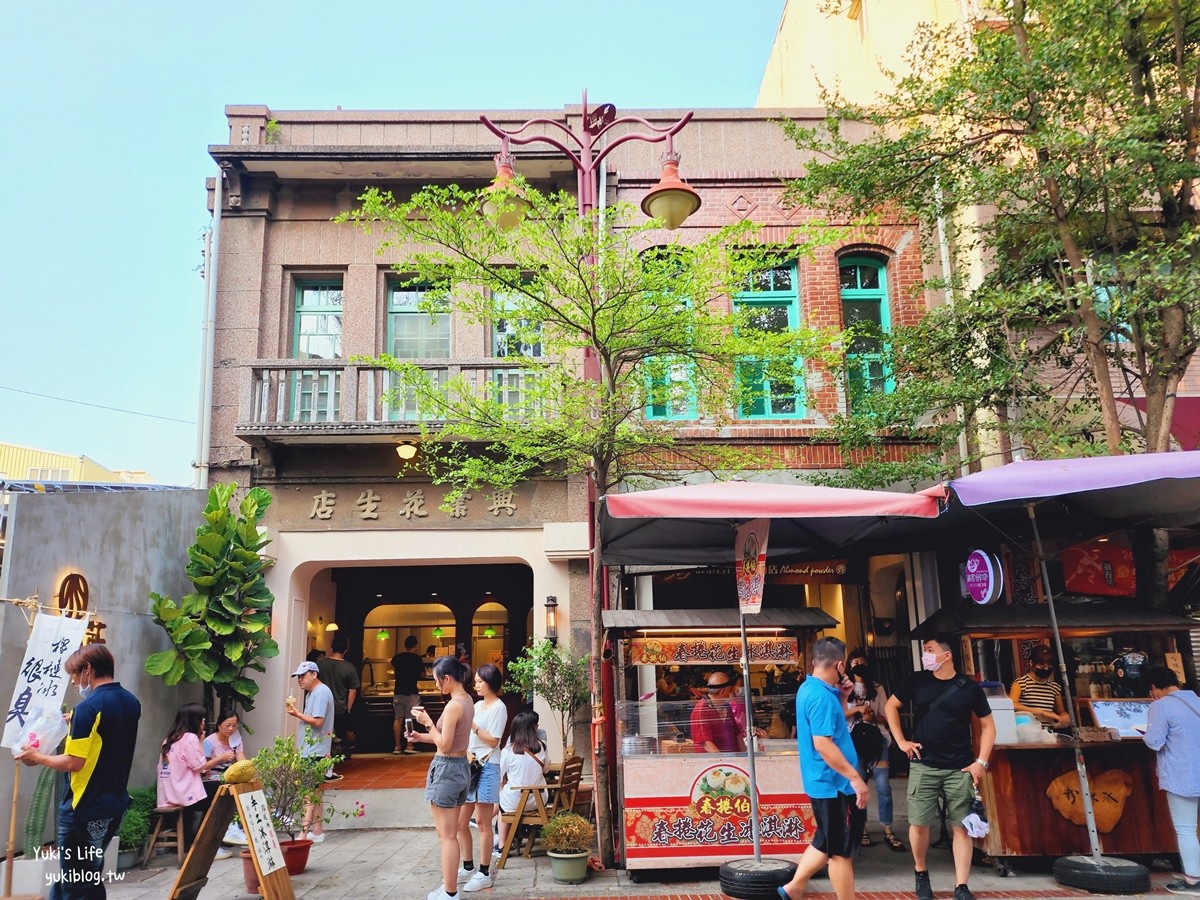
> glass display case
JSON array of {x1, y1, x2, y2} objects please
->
[{"x1": 616, "y1": 697, "x2": 799, "y2": 756}]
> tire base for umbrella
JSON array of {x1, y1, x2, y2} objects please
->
[
  {"x1": 1052, "y1": 855, "x2": 1150, "y2": 894},
  {"x1": 719, "y1": 858, "x2": 797, "y2": 899}
]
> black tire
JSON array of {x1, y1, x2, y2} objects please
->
[
  {"x1": 719, "y1": 858, "x2": 797, "y2": 899},
  {"x1": 1052, "y1": 855, "x2": 1150, "y2": 894}
]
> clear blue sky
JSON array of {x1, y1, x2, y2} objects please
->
[{"x1": 0, "y1": 1, "x2": 784, "y2": 486}]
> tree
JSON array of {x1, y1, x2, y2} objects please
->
[
  {"x1": 505, "y1": 639, "x2": 591, "y2": 755},
  {"x1": 785, "y1": 0, "x2": 1200, "y2": 488},
  {"x1": 344, "y1": 182, "x2": 834, "y2": 864},
  {"x1": 146, "y1": 483, "x2": 280, "y2": 714}
]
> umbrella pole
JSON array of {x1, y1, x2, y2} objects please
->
[
  {"x1": 739, "y1": 612, "x2": 762, "y2": 862},
  {"x1": 1026, "y1": 503, "x2": 1103, "y2": 861}
]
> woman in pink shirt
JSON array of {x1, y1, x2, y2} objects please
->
[{"x1": 158, "y1": 703, "x2": 233, "y2": 854}]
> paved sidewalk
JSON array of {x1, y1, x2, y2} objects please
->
[{"x1": 100, "y1": 824, "x2": 1182, "y2": 899}]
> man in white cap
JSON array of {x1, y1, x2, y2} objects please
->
[{"x1": 287, "y1": 660, "x2": 338, "y2": 842}]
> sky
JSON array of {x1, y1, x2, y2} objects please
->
[{"x1": 0, "y1": 1, "x2": 785, "y2": 487}]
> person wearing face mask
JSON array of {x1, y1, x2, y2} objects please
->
[
  {"x1": 845, "y1": 649, "x2": 904, "y2": 852},
  {"x1": 885, "y1": 637, "x2": 995, "y2": 900},
  {"x1": 691, "y1": 669, "x2": 745, "y2": 753},
  {"x1": 1009, "y1": 645, "x2": 1068, "y2": 727},
  {"x1": 15, "y1": 644, "x2": 141, "y2": 900}
]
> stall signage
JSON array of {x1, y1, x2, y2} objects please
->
[
  {"x1": 623, "y1": 756, "x2": 812, "y2": 864},
  {"x1": 964, "y1": 549, "x2": 1003, "y2": 604},
  {"x1": 736, "y1": 519, "x2": 770, "y2": 615},
  {"x1": 1060, "y1": 540, "x2": 1192, "y2": 596},
  {"x1": 629, "y1": 637, "x2": 798, "y2": 665}
]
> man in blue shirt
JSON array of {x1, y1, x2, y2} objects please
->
[
  {"x1": 16, "y1": 644, "x2": 141, "y2": 900},
  {"x1": 779, "y1": 637, "x2": 868, "y2": 900}
]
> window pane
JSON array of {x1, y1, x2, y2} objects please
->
[
  {"x1": 843, "y1": 300, "x2": 883, "y2": 353},
  {"x1": 390, "y1": 314, "x2": 450, "y2": 358},
  {"x1": 839, "y1": 266, "x2": 858, "y2": 290},
  {"x1": 743, "y1": 304, "x2": 790, "y2": 334},
  {"x1": 858, "y1": 266, "x2": 879, "y2": 289}
]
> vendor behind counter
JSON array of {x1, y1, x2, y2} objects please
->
[{"x1": 1009, "y1": 644, "x2": 1069, "y2": 727}]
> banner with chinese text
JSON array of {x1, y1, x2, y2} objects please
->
[
  {"x1": 628, "y1": 637, "x2": 798, "y2": 666},
  {"x1": 735, "y1": 519, "x2": 769, "y2": 615},
  {"x1": 623, "y1": 754, "x2": 811, "y2": 867},
  {"x1": 3, "y1": 613, "x2": 88, "y2": 749}
]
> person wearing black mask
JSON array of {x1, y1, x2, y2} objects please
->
[{"x1": 1008, "y1": 645, "x2": 1068, "y2": 727}]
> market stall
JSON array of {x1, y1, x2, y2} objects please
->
[{"x1": 602, "y1": 608, "x2": 835, "y2": 872}]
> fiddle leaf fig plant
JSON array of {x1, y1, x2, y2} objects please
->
[{"x1": 146, "y1": 483, "x2": 279, "y2": 712}]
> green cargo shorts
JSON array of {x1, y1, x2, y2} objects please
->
[{"x1": 907, "y1": 762, "x2": 975, "y2": 827}]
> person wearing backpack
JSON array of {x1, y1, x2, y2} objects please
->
[
  {"x1": 1142, "y1": 666, "x2": 1200, "y2": 895},
  {"x1": 846, "y1": 649, "x2": 904, "y2": 852},
  {"x1": 885, "y1": 637, "x2": 995, "y2": 900}
]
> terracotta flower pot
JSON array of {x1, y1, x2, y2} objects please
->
[
  {"x1": 240, "y1": 849, "x2": 259, "y2": 893},
  {"x1": 279, "y1": 838, "x2": 313, "y2": 876}
]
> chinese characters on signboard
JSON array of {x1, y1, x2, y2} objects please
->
[
  {"x1": 2, "y1": 614, "x2": 89, "y2": 749},
  {"x1": 629, "y1": 637, "x2": 798, "y2": 666},
  {"x1": 306, "y1": 487, "x2": 518, "y2": 522},
  {"x1": 736, "y1": 519, "x2": 770, "y2": 615},
  {"x1": 238, "y1": 789, "x2": 285, "y2": 875}
]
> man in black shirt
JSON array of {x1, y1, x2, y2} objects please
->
[
  {"x1": 885, "y1": 637, "x2": 996, "y2": 900},
  {"x1": 317, "y1": 633, "x2": 360, "y2": 759},
  {"x1": 392, "y1": 635, "x2": 426, "y2": 754}
]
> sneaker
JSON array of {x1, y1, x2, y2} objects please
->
[
  {"x1": 457, "y1": 864, "x2": 475, "y2": 883},
  {"x1": 393, "y1": 748, "x2": 403, "y2": 755},
  {"x1": 213, "y1": 846, "x2": 233, "y2": 860},
  {"x1": 324, "y1": 772, "x2": 344, "y2": 782},
  {"x1": 403, "y1": 748, "x2": 419, "y2": 755},
  {"x1": 427, "y1": 889, "x2": 455, "y2": 900},
  {"x1": 915, "y1": 870, "x2": 934, "y2": 900},
  {"x1": 953, "y1": 884, "x2": 977, "y2": 900},
  {"x1": 1165, "y1": 881, "x2": 1200, "y2": 896},
  {"x1": 308, "y1": 831, "x2": 326, "y2": 844},
  {"x1": 463, "y1": 870, "x2": 494, "y2": 892},
  {"x1": 223, "y1": 822, "x2": 248, "y2": 845}
]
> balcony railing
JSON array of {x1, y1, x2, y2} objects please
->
[{"x1": 236, "y1": 360, "x2": 543, "y2": 434}]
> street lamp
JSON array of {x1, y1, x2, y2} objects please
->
[
  {"x1": 544, "y1": 595, "x2": 559, "y2": 646},
  {"x1": 480, "y1": 90, "x2": 700, "y2": 227}
]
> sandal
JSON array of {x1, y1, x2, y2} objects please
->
[
  {"x1": 860, "y1": 832, "x2": 874, "y2": 847},
  {"x1": 884, "y1": 831, "x2": 906, "y2": 852}
]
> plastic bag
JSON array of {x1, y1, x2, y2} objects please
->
[
  {"x1": 11, "y1": 708, "x2": 69, "y2": 759},
  {"x1": 962, "y1": 790, "x2": 990, "y2": 838}
]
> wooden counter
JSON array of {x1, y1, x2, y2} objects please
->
[{"x1": 979, "y1": 740, "x2": 1178, "y2": 858}]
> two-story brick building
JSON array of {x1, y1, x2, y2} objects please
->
[{"x1": 204, "y1": 102, "x2": 932, "y2": 747}]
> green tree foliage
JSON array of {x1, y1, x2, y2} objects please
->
[
  {"x1": 786, "y1": 0, "x2": 1200, "y2": 486},
  {"x1": 344, "y1": 180, "x2": 835, "y2": 864},
  {"x1": 505, "y1": 639, "x2": 591, "y2": 753},
  {"x1": 146, "y1": 484, "x2": 279, "y2": 712}
]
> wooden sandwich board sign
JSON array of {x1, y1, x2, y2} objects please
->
[{"x1": 169, "y1": 781, "x2": 294, "y2": 900}]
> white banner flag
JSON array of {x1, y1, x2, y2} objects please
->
[
  {"x1": 736, "y1": 518, "x2": 770, "y2": 616},
  {"x1": 3, "y1": 614, "x2": 89, "y2": 749}
]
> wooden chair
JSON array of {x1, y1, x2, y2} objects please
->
[
  {"x1": 495, "y1": 755, "x2": 585, "y2": 869},
  {"x1": 143, "y1": 805, "x2": 186, "y2": 867}
]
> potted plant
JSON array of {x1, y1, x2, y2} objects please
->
[
  {"x1": 117, "y1": 788, "x2": 156, "y2": 870},
  {"x1": 540, "y1": 812, "x2": 595, "y2": 885},
  {"x1": 506, "y1": 639, "x2": 590, "y2": 755}
]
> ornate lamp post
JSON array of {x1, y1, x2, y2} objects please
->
[
  {"x1": 480, "y1": 92, "x2": 701, "y2": 867},
  {"x1": 480, "y1": 90, "x2": 700, "y2": 227}
]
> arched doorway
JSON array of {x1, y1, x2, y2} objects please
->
[{"x1": 472, "y1": 600, "x2": 509, "y2": 671}]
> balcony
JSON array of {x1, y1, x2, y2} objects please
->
[{"x1": 233, "y1": 359, "x2": 542, "y2": 445}]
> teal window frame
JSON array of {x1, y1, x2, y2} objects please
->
[
  {"x1": 735, "y1": 263, "x2": 805, "y2": 419},
  {"x1": 645, "y1": 357, "x2": 698, "y2": 421},
  {"x1": 292, "y1": 280, "x2": 344, "y2": 422},
  {"x1": 839, "y1": 255, "x2": 893, "y2": 408}
]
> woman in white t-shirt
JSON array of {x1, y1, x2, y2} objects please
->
[
  {"x1": 497, "y1": 710, "x2": 548, "y2": 851},
  {"x1": 457, "y1": 664, "x2": 507, "y2": 892}
]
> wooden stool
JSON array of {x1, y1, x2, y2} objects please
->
[{"x1": 143, "y1": 805, "x2": 186, "y2": 867}]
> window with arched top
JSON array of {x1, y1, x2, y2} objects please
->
[{"x1": 839, "y1": 255, "x2": 892, "y2": 407}]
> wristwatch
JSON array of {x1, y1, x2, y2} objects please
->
[{"x1": 974, "y1": 757, "x2": 989, "y2": 770}]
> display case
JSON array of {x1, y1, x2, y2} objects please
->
[{"x1": 615, "y1": 699, "x2": 811, "y2": 871}]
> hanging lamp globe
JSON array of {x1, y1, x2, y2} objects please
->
[
  {"x1": 481, "y1": 155, "x2": 530, "y2": 231},
  {"x1": 641, "y1": 153, "x2": 700, "y2": 230}
]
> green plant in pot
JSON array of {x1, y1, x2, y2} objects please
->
[
  {"x1": 252, "y1": 736, "x2": 339, "y2": 842},
  {"x1": 506, "y1": 639, "x2": 590, "y2": 755},
  {"x1": 540, "y1": 812, "x2": 595, "y2": 885},
  {"x1": 116, "y1": 787, "x2": 156, "y2": 870}
]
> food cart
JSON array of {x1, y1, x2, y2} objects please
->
[
  {"x1": 913, "y1": 595, "x2": 1196, "y2": 870},
  {"x1": 602, "y1": 606, "x2": 837, "y2": 873}
]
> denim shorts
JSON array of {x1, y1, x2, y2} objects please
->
[
  {"x1": 466, "y1": 760, "x2": 501, "y2": 805},
  {"x1": 425, "y1": 755, "x2": 470, "y2": 808}
]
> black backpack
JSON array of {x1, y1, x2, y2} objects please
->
[{"x1": 850, "y1": 721, "x2": 884, "y2": 771}]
